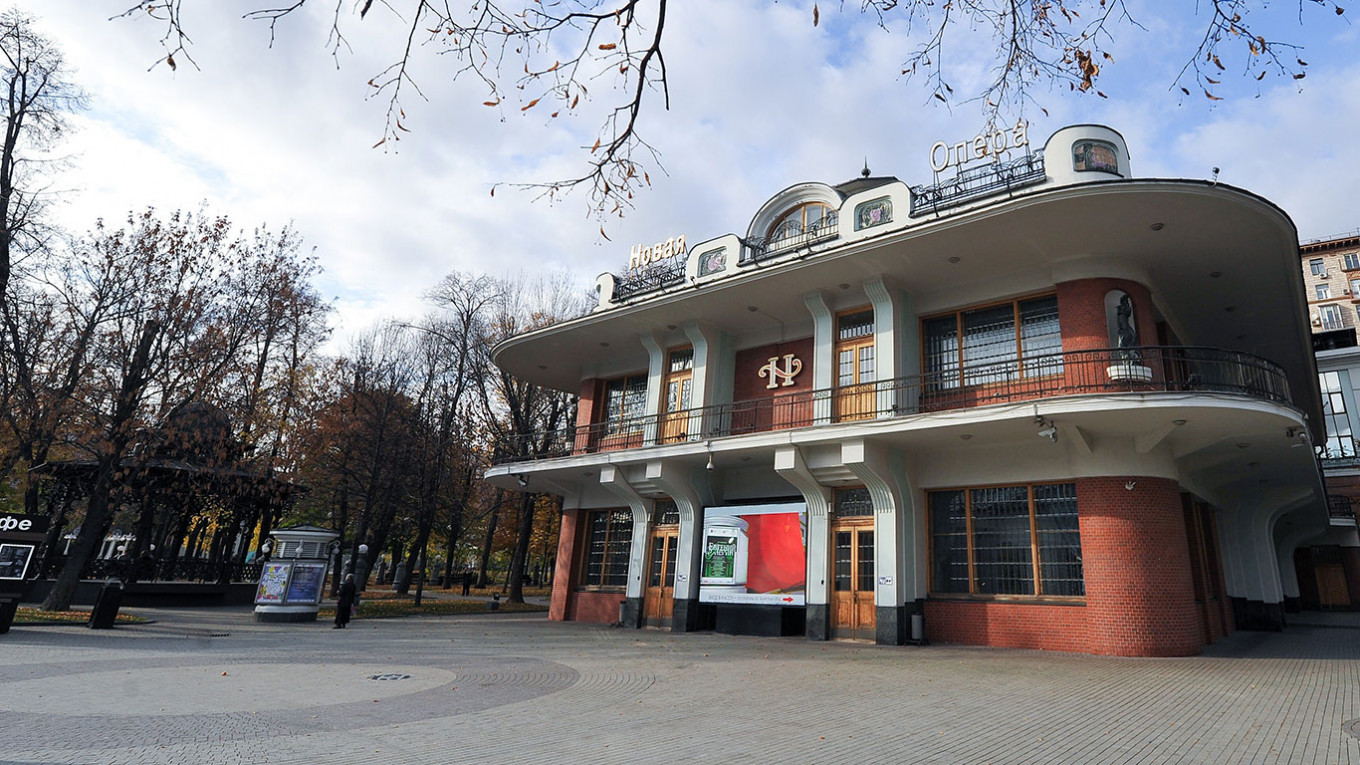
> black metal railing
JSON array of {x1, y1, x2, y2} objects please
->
[
  {"x1": 490, "y1": 346, "x2": 1293, "y2": 464},
  {"x1": 910, "y1": 153, "x2": 1047, "y2": 217},
  {"x1": 743, "y1": 211, "x2": 840, "y2": 264},
  {"x1": 38, "y1": 555, "x2": 263, "y2": 584},
  {"x1": 612, "y1": 258, "x2": 687, "y2": 302}
]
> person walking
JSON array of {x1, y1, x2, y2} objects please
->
[
  {"x1": 334, "y1": 574, "x2": 357, "y2": 629},
  {"x1": 461, "y1": 569, "x2": 473, "y2": 596}
]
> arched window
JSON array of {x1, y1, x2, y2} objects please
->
[{"x1": 767, "y1": 201, "x2": 835, "y2": 245}]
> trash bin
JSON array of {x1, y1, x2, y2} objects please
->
[{"x1": 88, "y1": 580, "x2": 124, "y2": 630}]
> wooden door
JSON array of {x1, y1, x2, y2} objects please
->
[
  {"x1": 834, "y1": 310, "x2": 875, "y2": 422},
  {"x1": 831, "y1": 523, "x2": 876, "y2": 640},
  {"x1": 1316, "y1": 564, "x2": 1350, "y2": 609},
  {"x1": 661, "y1": 348, "x2": 694, "y2": 443},
  {"x1": 643, "y1": 530, "x2": 679, "y2": 627}
]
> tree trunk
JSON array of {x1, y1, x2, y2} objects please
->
[
  {"x1": 507, "y1": 492, "x2": 536, "y2": 604},
  {"x1": 477, "y1": 505, "x2": 499, "y2": 588}
]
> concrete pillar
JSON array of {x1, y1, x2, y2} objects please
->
[
  {"x1": 599, "y1": 465, "x2": 653, "y2": 628},
  {"x1": 841, "y1": 438, "x2": 922, "y2": 645},
  {"x1": 774, "y1": 445, "x2": 832, "y2": 640},
  {"x1": 646, "y1": 459, "x2": 714, "y2": 632},
  {"x1": 804, "y1": 291, "x2": 834, "y2": 424}
]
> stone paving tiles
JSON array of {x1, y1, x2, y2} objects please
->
[{"x1": 0, "y1": 607, "x2": 1357, "y2": 764}]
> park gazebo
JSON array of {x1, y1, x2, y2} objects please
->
[{"x1": 30, "y1": 401, "x2": 306, "y2": 586}]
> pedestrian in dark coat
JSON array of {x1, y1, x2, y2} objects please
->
[
  {"x1": 335, "y1": 574, "x2": 357, "y2": 629},
  {"x1": 461, "y1": 570, "x2": 473, "y2": 596}
]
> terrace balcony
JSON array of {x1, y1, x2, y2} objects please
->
[{"x1": 491, "y1": 345, "x2": 1294, "y2": 465}]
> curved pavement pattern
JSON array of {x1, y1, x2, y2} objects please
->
[{"x1": 0, "y1": 608, "x2": 1358, "y2": 764}]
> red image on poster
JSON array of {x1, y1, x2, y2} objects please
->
[{"x1": 744, "y1": 512, "x2": 805, "y2": 594}]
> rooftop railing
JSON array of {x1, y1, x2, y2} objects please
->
[
  {"x1": 612, "y1": 258, "x2": 687, "y2": 302},
  {"x1": 491, "y1": 346, "x2": 1293, "y2": 465},
  {"x1": 909, "y1": 153, "x2": 1047, "y2": 217},
  {"x1": 742, "y1": 211, "x2": 840, "y2": 264}
]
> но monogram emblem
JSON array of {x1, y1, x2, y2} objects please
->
[{"x1": 758, "y1": 354, "x2": 803, "y2": 389}]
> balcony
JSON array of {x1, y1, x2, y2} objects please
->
[
  {"x1": 742, "y1": 211, "x2": 840, "y2": 264},
  {"x1": 490, "y1": 346, "x2": 1293, "y2": 465},
  {"x1": 909, "y1": 153, "x2": 1047, "y2": 217}
]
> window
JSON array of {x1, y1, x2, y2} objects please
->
[
  {"x1": 652, "y1": 499, "x2": 680, "y2": 525},
  {"x1": 1320, "y1": 304, "x2": 1345, "y2": 330},
  {"x1": 602, "y1": 374, "x2": 647, "y2": 433},
  {"x1": 1320, "y1": 371, "x2": 1356, "y2": 458},
  {"x1": 1350, "y1": 278, "x2": 1360, "y2": 297},
  {"x1": 923, "y1": 295, "x2": 1062, "y2": 388},
  {"x1": 1346, "y1": 253, "x2": 1360, "y2": 271},
  {"x1": 767, "y1": 202, "x2": 836, "y2": 246},
  {"x1": 582, "y1": 509, "x2": 633, "y2": 588},
  {"x1": 1311, "y1": 258, "x2": 1327, "y2": 276},
  {"x1": 1318, "y1": 284, "x2": 1333, "y2": 300},
  {"x1": 929, "y1": 483, "x2": 1083, "y2": 598},
  {"x1": 834, "y1": 487, "x2": 874, "y2": 517}
]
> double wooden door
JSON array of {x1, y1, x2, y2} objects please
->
[
  {"x1": 831, "y1": 521, "x2": 876, "y2": 640},
  {"x1": 661, "y1": 348, "x2": 694, "y2": 443},
  {"x1": 643, "y1": 528, "x2": 679, "y2": 627}
]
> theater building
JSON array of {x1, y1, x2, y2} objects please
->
[{"x1": 486, "y1": 124, "x2": 1329, "y2": 656}]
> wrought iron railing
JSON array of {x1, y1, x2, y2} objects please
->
[
  {"x1": 612, "y1": 258, "x2": 687, "y2": 302},
  {"x1": 37, "y1": 555, "x2": 263, "y2": 584},
  {"x1": 742, "y1": 211, "x2": 840, "y2": 264},
  {"x1": 910, "y1": 153, "x2": 1047, "y2": 217},
  {"x1": 491, "y1": 346, "x2": 1293, "y2": 464}
]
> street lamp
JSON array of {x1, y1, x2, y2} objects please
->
[{"x1": 354, "y1": 543, "x2": 370, "y2": 592}]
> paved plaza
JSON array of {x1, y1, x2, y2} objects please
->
[{"x1": 1, "y1": 606, "x2": 1358, "y2": 764}]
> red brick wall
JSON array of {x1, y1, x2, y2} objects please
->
[
  {"x1": 732, "y1": 338, "x2": 816, "y2": 431},
  {"x1": 1078, "y1": 476, "x2": 1203, "y2": 656},
  {"x1": 568, "y1": 590, "x2": 626, "y2": 624},
  {"x1": 734, "y1": 338, "x2": 815, "y2": 400},
  {"x1": 1055, "y1": 278, "x2": 1157, "y2": 353},
  {"x1": 553, "y1": 507, "x2": 627, "y2": 624},
  {"x1": 576, "y1": 379, "x2": 599, "y2": 429},
  {"x1": 549, "y1": 510, "x2": 578, "y2": 621},
  {"x1": 925, "y1": 601, "x2": 1089, "y2": 652}
]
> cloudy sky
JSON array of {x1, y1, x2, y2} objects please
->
[{"x1": 16, "y1": 1, "x2": 1360, "y2": 346}]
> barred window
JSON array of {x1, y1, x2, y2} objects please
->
[
  {"x1": 834, "y1": 487, "x2": 874, "y2": 517},
  {"x1": 928, "y1": 483, "x2": 1083, "y2": 598},
  {"x1": 923, "y1": 295, "x2": 1062, "y2": 389},
  {"x1": 602, "y1": 374, "x2": 647, "y2": 433},
  {"x1": 652, "y1": 499, "x2": 680, "y2": 526},
  {"x1": 583, "y1": 509, "x2": 633, "y2": 588}
]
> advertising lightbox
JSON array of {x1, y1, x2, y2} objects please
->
[{"x1": 699, "y1": 502, "x2": 807, "y2": 606}]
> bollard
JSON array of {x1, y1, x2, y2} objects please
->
[{"x1": 489, "y1": 593, "x2": 500, "y2": 611}]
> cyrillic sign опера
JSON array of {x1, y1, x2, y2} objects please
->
[{"x1": 929, "y1": 120, "x2": 1030, "y2": 173}]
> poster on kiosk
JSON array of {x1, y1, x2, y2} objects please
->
[{"x1": 699, "y1": 502, "x2": 807, "y2": 606}]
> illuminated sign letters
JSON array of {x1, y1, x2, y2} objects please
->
[
  {"x1": 929, "y1": 120, "x2": 1030, "y2": 173},
  {"x1": 629, "y1": 234, "x2": 687, "y2": 271}
]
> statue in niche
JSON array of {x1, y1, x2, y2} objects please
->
[{"x1": 1115, "y1": 293, "x2": 1141, "y2": 361}]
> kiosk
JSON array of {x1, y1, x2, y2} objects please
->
[
  {"x1": 0, "y1": 512, "x2": 46, "y2": 634},
  {"x1": 253, "y1": 524, "x2": 338, "y2": 623}
]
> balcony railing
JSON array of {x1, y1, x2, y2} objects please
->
[
  {"x1": 491, "y1": 346, "x2": 1293, "y2": 465},
  {"x1": 1327, "y1": 496, "x2": 1357, "y2": 524},
  {"x1": 743, "y1": 211, "x2": 840, "y2": 264}
]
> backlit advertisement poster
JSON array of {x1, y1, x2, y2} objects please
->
[
  {"x1": 0, "y1": 543, "x2": 35, "y2": 580},
  {"x1": 699, "y1": 502, "x2": 806, "y2": 606},
  {"x1": 254, "y1": 561, "x2": 292, "y2": 604},
  {"x1": 284, "y1": 562, "x2": 327, "y2": 604}
]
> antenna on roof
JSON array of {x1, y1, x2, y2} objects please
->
[{"x1": 861, "y1": 158, "x2": 871, "y2": 178}]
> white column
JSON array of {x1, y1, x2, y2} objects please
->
[
  {"x1": 640, "y1": 332, "x2": 666, "y2": 446},
  {"x1": 645, "y1": 460, "x2": 713, "y2": 603},
  {"x1": 599, "y1": 464, "x2": 653, "y2": 603},
  {"x1": 804, "y1": 291, "x2": 834, "y2": 424},
  {"x1": 773, "y1": 446, "x2": 832, "y2": 607}
]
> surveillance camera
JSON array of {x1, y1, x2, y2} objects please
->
[{"x1": 1037, "y1": 425, "x2": 1058, "y2": 441}]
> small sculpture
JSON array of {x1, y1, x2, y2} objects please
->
[{"x1": 1115, "y1": 294, "x2": 1141, "y2": 362}]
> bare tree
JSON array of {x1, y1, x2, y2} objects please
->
[
  {"x1": 114, "y1": 1, "x2": 1342, "y2": 215},
  {"x1": 0, "y1": 9, "x2": 83, "y2": 299}
]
